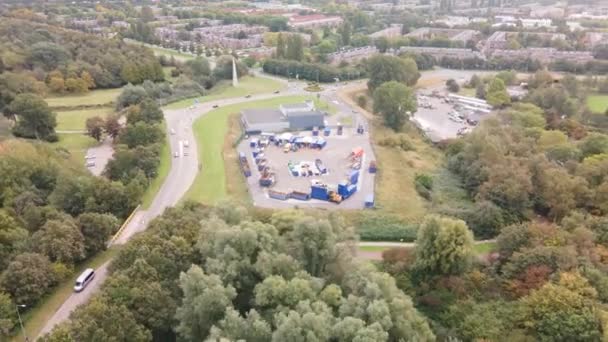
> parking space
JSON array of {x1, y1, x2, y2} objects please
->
[
  {"x1": 237, "y1": 127, "x2": 376, "y2": 209},
  {"x1": 412, "y1": 91, "x2": 494, "y2": 141}
]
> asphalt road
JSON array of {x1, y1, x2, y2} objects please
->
[
  {"x1": 38, "y1": 75, "x2": 308, "y2": 338},
  {"x1": 37, "y1": 68, "x2": 485, "y2": 338}
]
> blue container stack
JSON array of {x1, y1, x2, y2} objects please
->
[
  {"x1": 291, "y1": 191, "x2": 310, "y2": 201},
  {"x1": 313, "y1": 129, "x2": 319, "y2": 136},
  {"x1": 324, "y1": 127, "x2": 331, "y2": 136},
  {"x1": 349, "y1": 170, "x2": 360, "y2": 184},
  {"x1": 369, "y1": 161, "x2": 377, "y2": 173},
  {"x1": 311, "y1": 185, "x2": 329, "y2": 200}
]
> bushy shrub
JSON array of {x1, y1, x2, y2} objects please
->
[
  {"x1": 378, "y1": 134, "x2": 415, "y2": 151},
  {"x1": 356, "y1": 213, "x2": 418, "y2": 242},
  {"x1": 414, "y1": 173, "x2": 433, "y2": 201}
]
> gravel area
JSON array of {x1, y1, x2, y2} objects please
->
[{"x1": 238, "y1": 127, "x2": 376, "y2": 209}]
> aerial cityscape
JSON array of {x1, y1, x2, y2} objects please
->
[{"x1": 1, "y1": 0, "x2": 608, "y2": 340}]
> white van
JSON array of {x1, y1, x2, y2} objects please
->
[{"x1": 74, "y1": 268, "x2": 95, "y2": 292}]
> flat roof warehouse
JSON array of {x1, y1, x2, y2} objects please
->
[{"x1": 241, "y1": 101, "x2": 326, "y2": 134}]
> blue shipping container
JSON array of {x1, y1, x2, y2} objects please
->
[
  {"x1": 349, "y1": 170, "x2": 360, "y2": 184},
  {"x1": 290, "y1": 191, "x2": 310, "y2": 201},
  {"x1": 269, "y1": 190, "x2": 289, "y2": 200},
  {"x1": 311, "y1": 186, "x2": 328, "y2": 200}
]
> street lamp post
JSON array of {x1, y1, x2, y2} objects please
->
[{"x1": 15, "y1": 304, "x2": 28, "y2": 342}]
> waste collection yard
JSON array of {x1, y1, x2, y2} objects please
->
[{"x1": 236, "y1": 126, "x2": 376, "y2": 209}]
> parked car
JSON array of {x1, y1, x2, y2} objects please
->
[
  {"x1": 212, "y1": 104, "x2": 219, "y2": 108},
  {"x1": 74, "y1": 268, "x2": 95, "y2": 292},
  {"x1": 174, "y1": 151, "x2": 179, "y2": 158}
]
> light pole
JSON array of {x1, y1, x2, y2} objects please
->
[{"x1": 15, "y1": 304, "x2": 28, "y2": 342}]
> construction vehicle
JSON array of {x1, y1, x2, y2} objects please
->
[{"x1": 328, "y1": 191, "x2": 342, "y2": 204}]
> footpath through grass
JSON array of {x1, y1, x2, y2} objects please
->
[
  {"x1": 185, "y1": 95, "x2": 314, "y2": 204},
  {"x1": 164, "y1": 76, "x2": 285, "y2": 109},
  {"x1": 587, "y1": 94, "x2": 608, "y2": 113},
  {"x1": 358, "y1": 241, "x2": 497, "y2": 255},
  {"x1": 12, "y1": 247, "x2": 121, "y2": 342}
]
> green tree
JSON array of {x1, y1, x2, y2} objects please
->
[
  {"x1": 486, "y1": 77, "x2": 511, "y2": 108},
  {"x1": 208, "y1": 308, "x2": 272, "y2": 342},
  {"x1": 367, "y1": 55, "x2": 420, "y2": 92},
  {"x1": 446, "y1": 78, "x2": 460, "y2": 92},
  {"x1": 85, "y1": 116, "x2": 105, "y2": 141},
  {"x1": 276, "y1": 33, "x2": 286, "y2": 59},
  {"x1": 339, "y1": 21, "x2": 352, "y2": 46},
  {"x1": 7, "y1": 93, "x2": 57, "y2": 141},
  {"x1": 372, "y1": 81, "x2": 417, "y2": 131},
  {"x1": 27, "y1": 42, "x2": 70, "y2": 71},
  {"x1": 116, "y1": 84, "x2": 148, "y2": 110},
  {"x1": 119, "y1": 122, "x2": 163, "y2": 148},
  {"x1": 520, "y1": 272, "x2": 603, "y2": 341},
  {"x1": 63, "y1": 297, "x2": 150, "y2": 341},
  {"x1": 104, "y1": 115, "x2": 121, "y2": 140},
  {"x1": 32, "y1": 218, "x2": 85, "y2": 264},
  {"x1": 579, "y1": 133, "x2": 608, "y2": 158},
  {"x1": 0, "y1": 253, "x2": 57, "y2": 305},
  {"x1": 0, "y1": 291, "x2": 16, "y2": 337},
  {"x1": 175, "y1": 265, "x2": 237, "y2": 340},
  {"x1": 0, "y1": 211, "x2": 28, "y2": 270},
  {"x1": 77, "y1": 212, "x2": 119, "y2": 257},
  {"x1": 414, "y1": 215, "x2": 474, "y2": 277}
]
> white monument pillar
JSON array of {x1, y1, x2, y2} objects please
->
[{"x1": 232, "y1": 57, "x2": 239, "y2": 87}]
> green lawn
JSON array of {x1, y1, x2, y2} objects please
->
[
  {"x1": 55, "y1": 108, "x2": 112, "y2": 131},
  {"x1": 185, "y1": 95, "x2": 315, "y2": 204},
  {"x1": 141, "y1": 125, "x2": 171, "y2": 208},
  {"x1": 164, "y1": 77, "x2": 285, "y2": 110},
  {"x1": 587, "y1": 94, "x2": 608, "y2": 113},
  {"x1": 53, "y1": 134, "x2": 98, "y2": 161},
  {"x1": 12, "y1": 247, "x2": 121, "y2": 342},
  {"x1": 473, "y1": 241, "x2": 497, "y2": 255},
  {"x1": 46, "y1": 88, "x2": 122, "y2": 108}
]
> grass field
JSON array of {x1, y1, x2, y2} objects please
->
[
  {"x1": 587, "y1": 94, "x2": 608, "y2": 113},
  {"x1": 185, "y1": 95, "x2": 314, "y2": 204},
  {"x1": 55, "y1": 108, "x2": 112, "y2": 131},
  {"x1": 473, "y1": 241, "x2": 497, "y2": 254},
  {"x1": 343, "y1": 87, "x2": 442, "y2": 221},
  {"x1": 53, "y1": 134, "x2": 98, "y2": 161},
  {"x1": 358, "y1": 241, "x2": 497, "y2": 256},
  {"x1": 164, "y1": 77, "x2": 285, "y2": 109},
  {"x1": 12, "y1": 247, "x2": 121, "y2": 342},
  {"x1": 141, "y1": 125, "x2": 171, "y2": 208},
  {"x1": 46, "y1": 88, "x2": 122, "y2": 108}
]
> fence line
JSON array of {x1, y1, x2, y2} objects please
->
[{"x1": 107, "y1": 204, "x2": 140, "y2": 246}]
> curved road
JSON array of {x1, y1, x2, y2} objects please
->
[{"x1": 37, "y1": 68, "x2": 481, "y2": 338}]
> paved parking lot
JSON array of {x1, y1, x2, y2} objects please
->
[
  {"x1": 412, "y1": 91, "x2": 494, "y2": 141},
  {"x1": 237, "y1": 127, "x2": 376, "y2": 209}
]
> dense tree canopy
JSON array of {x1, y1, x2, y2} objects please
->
[
  {"x1": 372, "y1": 81, "x2": 417, "y2": 131},
  {"x1": 366, "y1": 55, "x2": 420, "y2": 92},
  {"x1": 45, "y1": 204, "x2": 435, "y2": 341}
]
